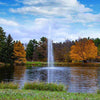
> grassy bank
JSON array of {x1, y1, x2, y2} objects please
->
[
  {"x1": 26, "y1": 61, "x2": 100, "y2": 67},
  {"x1": 0, "y1": 89, "x2": 100, "y2": 100},
  {"x1": 0, "y1": 83, "x2": 100, "y2": 100},
  {"x1": 1, "y1": 61, "x2": 100, "y2": 67},
  {"x1": 24, "y1": 82, "x2": 65, "y2": 91},
  {"x1": 0, "y1": 82, "x2": 65, "y2": 91},
  {"x1": 0, "y1": 82, "x2": 19, "y2": 89},
  {"x1": 26, "y1": 61, "x2": 47, "y2": 67}
]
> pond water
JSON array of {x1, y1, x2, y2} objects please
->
[{"x1": 0, "y1": 66, "x2": 100, "y2": 93}]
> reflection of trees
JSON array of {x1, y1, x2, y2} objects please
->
[
  {"x1": 14, "y1": 66, "x2": 26, "y2": 81},
  {"x1": 70, "y1": 67, "x2": 98, "y2": 93},
  {"x1": 97, "y1": 67, "x2": 100, "y2": 90},
  {"x1": 0, "y1": 66, "x2": 14, "y2": 82}
]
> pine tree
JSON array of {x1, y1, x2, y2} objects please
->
[
  {"x1": 0, "y1": 27, "x2": 6, "y2": 62},
  {"x1": 2, "y1": 34, "x2": 14, "y2": 64},
  {"x1": 26, "y1": 39, "x2": 38, "y2": 61}
]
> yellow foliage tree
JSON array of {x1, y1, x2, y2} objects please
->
[
  {"x1": 13, "y1": 41, "x2": 26, "y2": 64},
  {"x1": 70, "y1": 38, "x2": 97, "y2": 62}
]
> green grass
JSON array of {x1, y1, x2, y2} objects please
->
[
  {"x1": 26, "y1": 61, "x2": 47, "y2": 66},
  {"x1": 97, "y1": 89, "x2": 100, "y2": 94},
  {"x1": 23, "y1": 82, "x2": 65, "y2": 91},
  {"x1": 0, "y1": 89, "x2": 100, "y2": 100},
  {"x1": 0, "y1": 82, "x2": 19, "y2": 89},
  {"x1": 26, "y1": 61, "x2": 100, "y2": 67}
]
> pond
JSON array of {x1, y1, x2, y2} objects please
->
[{"x1": 0, "y1": 65, "x2": 100, "y2": 93}]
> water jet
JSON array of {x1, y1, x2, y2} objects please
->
[{"x1": 48, "y1": 26, "x2": 54, "y2": 67}]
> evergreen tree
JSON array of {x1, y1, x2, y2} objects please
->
[
  {"x1": 98, "y1": 44, "x2": 100, "y2": 56},
  {"x1": 26, "y1": 39, "x2": 38, "y2": 61},
  {"x1": 93, "y1": 38, "x2": 100, "y2": 47},
  {"x1": 0, "y1": 27, "x2": 6, "y2": 62},
  {"x1": 2, "y1": 34, "x2": 14, "y2": 64}
]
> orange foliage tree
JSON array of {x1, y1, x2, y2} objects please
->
[
  {"x1": 13, "y1": 41, "x2": 26, "y2": 64},
  {"x1": 70, "y1": 38, "x2": 97, "y2": 62}
]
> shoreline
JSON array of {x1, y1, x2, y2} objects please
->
[
  {"x1": 0, "y1": 61, "x2": 100, "y2": 67},
  {"x1": 26, "y1": 61, "x2": 100, "y2": 67}
]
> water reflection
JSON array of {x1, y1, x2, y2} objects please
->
[
  {"x1": 14, "y1": 66, "x2": 26, "y2": 80},
  {"x1": 0, "y1": 65, "x2": 100, "y2": 93},
  {"x1": 70, "y1": 67, "x2": 98, "y2": 93},
  {"x1": 13, "y1": 66, "x2": 26, "y2": 87},
  {"x1": 0, "y1": 66, "x2": 14, "y2": 82},
  {"x1": 97, "y1": 67, "x2": 100, "y2": 90}
]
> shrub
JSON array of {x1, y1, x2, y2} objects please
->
[
  {"x1": 23, "y1": 82, "x2": 65, "y2": 91},
  {"x1": 97, "y1": 89, "x2": 100, "y2": 94},
  {"x1": 0, "y1": 82, "x2": 19, "y2": 89}
]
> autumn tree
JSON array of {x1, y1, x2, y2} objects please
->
[
  {"x1": 53, "y1": 40, "x2": 74, "y2": 62},
  {"x1": 13, "y1": 41, "x2": 26, "y2": 64},
  {"x1": 70, "y1": 38, "x2": 97, "y2": 62},
  {"x1": 63, "y1": 40, "x2": 75, "y2": 62}
]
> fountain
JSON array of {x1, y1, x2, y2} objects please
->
[
  {"x1": 41, "y1": 26, "x2": 55, "y2": 83},
  {"x1": 48, "y1": 26, "x2": 54, "y2": 67},
  {"x1": 47, "y1": 26, "x2": 55, "y2": 83}
]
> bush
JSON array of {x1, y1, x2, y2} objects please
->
[
  {"x1": 97, "y1": 89, "x2": 100, "y2": 94},
  {"x1": 0, "y1": 82, "x2": 19, "y2": 89},
  {"x1": 23, "y1": 82, "x2": 65, "y2": 91}
]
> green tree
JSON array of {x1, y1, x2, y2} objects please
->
[
  {"x1": 0, "y1": 27, "x2": 6, "y2": 62},
  {"x1": 93, "y1": 38, "x2": 100, "y2": 47},
  {"x1": 26, "y1": 39, "x2": 38, "y2": 61},
  {"x1": 40, "y1": 37, "x2": 47, "y2": 44},
  {"x1": 2, "y1": 34, "x2": 14, "y2": 64},
  {"x1": 93, "y1": 38, "x2": 100, "y2": 58},
  {"x1": 98, "y1": 44, "x2": 100, "y2": 56}
]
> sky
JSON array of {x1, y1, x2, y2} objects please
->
[{"x1": 0, "y1": 0, "x2": 100, "y2": 43}]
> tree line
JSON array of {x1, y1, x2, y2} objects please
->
[
  {"x1": 26, "y1": 37, "x2": 100, "y2": 63},
  {"x1": 0, "y1": 26, "x2": 100, "y2": 64},
  {"x1": 0, "y1": 27, "x2": 26, "y2": 65}
]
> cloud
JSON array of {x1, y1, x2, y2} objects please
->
[
  {"x1": 0, "y1": 2, "x2": 6, "y2": 5},
  {"x1": 74, "y1": 13, "x2": 100, "y2": 23},
  {"x1": 3, "y1": 18, "x2": 70, "y2": 43},
  {"x1": 0, "y1": 18, "x2": 19, "y2": 26},
  {"x1": 3, "y1": 0, "x2": 100, "y2": 43},
  {"x1": 10, "y1": 0, "x2": 92, "y2": 16},
  {"x1": 3, "y1": 17, "x2": 100, "y2": 43},
  {"x1": 9, "y1": 0, "x2": 100, "y2": 24}
]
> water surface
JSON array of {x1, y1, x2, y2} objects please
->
[{"x1": 0, "y1": 66, "x2": 100, "y2": 93}]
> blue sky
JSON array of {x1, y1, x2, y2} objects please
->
[{"x1": 0, "y1": 0, "x2": 100, "y2": 43}]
